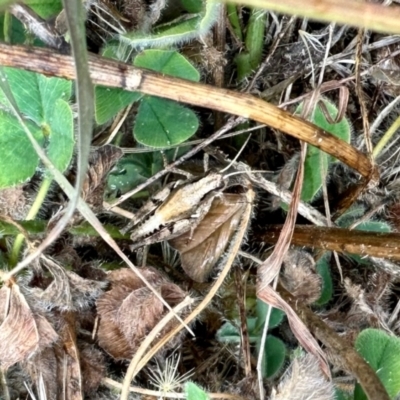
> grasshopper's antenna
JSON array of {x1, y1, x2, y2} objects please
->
[{"x1": 219, "y1": 134, "x2": 251, "y2": 174}]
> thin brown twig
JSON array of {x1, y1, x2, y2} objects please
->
[{"x1": 356, "y1": 28, "x2": 373, "y2": 155}]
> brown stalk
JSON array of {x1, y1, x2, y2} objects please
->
[
  {"x1": 0, "y1": 44, "x2": 376, "y2": 182},
  {"x1": 278, "y1": 284, "x2": 390, "y2": 400},
  {"x1": 228, "y1": 0, "x2": 400, "y2": 35},
  {"x1": 261, "y1": 225, "x2": 400, "y2": 262}
]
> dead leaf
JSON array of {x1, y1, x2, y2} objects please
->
[
  {"x1": 96, "y1": 268, "x2": 187, "y2": 360},
  {"x1": 0, "y1": 283, "x2": 56, "y2": 369},
  {"x1": 258, "y1": 286, "x2": 330, "y2": 377},
  {"x1": 35, "y1": 256, "x2": 107, "y2": 311},
  {"x1": 258, "y1": 144, "x2": 307, "y2": 289},
  {"x1": 106, "y1": 266, "x2": 164, "y2": 290},
  {"x1": 170, "y1": 193, "x2": 247, "y2": 282}
]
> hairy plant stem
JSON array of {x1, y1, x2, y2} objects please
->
[
  {"x1": 373, "y1": 113, "x2": 400, "y2": 159},
  {"x1": 9, "y1": 176, "x2": 52, "y2": 266}
]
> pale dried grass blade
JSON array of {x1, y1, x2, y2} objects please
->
[
  {"x1": 258, "y1": 286, "x2": 330, "y2": 377},
  {"x1": 258, "y1": 144, "x2": 307, "y2": 288}
]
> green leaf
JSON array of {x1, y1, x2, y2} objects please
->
[
  {"x1": 181, "y1": 0, "x2": 204, "y2": 13},
  {"x1": 312, "y1": 99, "x2": 352, "y2": 146},
  {"x1": 354, "y1": 329, "x2": 400, "y2": 400},
  {"x1": 235, "y1": 52, "x2": 252, "y2": 82},
  {"x1": 255, "y1": 299, "x2": 285, "y2": 333},
  {"x1": 0, "y1": 219, "x2": 47, "y2": 235},
  {"x1": 0, "y1": 68, "x2": 73, "y2": 187},
  {"x1": 216, "y1": 321, "x2": 240, "y2": 343},
  {"x1": 0, "y1": 15, "x2": 28, "y2": 44},
  {"x1": 95, "y1": 48, "x2": 200, "y2": 125},
  {"x1": 25, "y1": 0, "x2": 62, "y2": 18},
  {"x1": 107, "y1": 148, "x2": 190, "y2": 198},
  {"x1": 134, "y1": 50, "x2": 200, "y2": 81},
  {"x1": 296, "y1": 99, "x2": 352, "y2": 202},
  {"x1": 38, "y1": 73, "x2": 71, "y2": 120},
  {"x1": 315, "y1": 252, "x2": 333, "y2": 306},
  {"x1": 107, "y1": 155, "x2": 152, "y2": 198},
  {"x1": 0, "y1": 112, "x2": 44, "y2": 187},
  {"x1": 257, "y1": 335, "x2": 286, "y2": 378},
  {"x1": 131, "y1": 50, "x2": 200, "y2": 147},
  {"x1": 336, "y1": 205, "x2": 366, "y2": 227},
  {"x1": 335, "y1": 388, "x2": 352, "y2": 400},
  {"x1": 45, "y1": 99, "x2": 74, "y2": 171},
  {"x1": 69, "y1": 223, "x2": 129, "y2": 239},
  {"x1": 185, "y1": 382, "x2": 209, "y2": 400},
  {"x1": 95, "y1": 86, "x2": 142, "y2": 124},
  {"x1": 0, "y1": 68, "x2": 71, "y2": 124},
  {"x1": 134, "y1": 96, "x2": 199, "y2": 147},
  {"x1": 355, "y1": 220, "x2": 392, "y2": 233},
  {"x1": 301, "y1": 144, "x2": 329, "y2": 203}
]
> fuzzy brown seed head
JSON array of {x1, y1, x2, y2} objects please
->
[
  {"x1": 280, "y1": 249, "x2": 322, "y2": 304},
  {"x1": 96, "y1": 268, "x2": 188, "y2": 360},
  {"x1": 0, "y1": 185, "x2": 30, "y2": 220},
  {"x1": 271, "y1": 354, "x2": 335, "y2": 400}
]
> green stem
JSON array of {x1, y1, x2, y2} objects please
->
[
  {"x1": 9, "y1": 176, "x2": 52, "y2": 266},
  {"x1": 372, "y1": 113, "x2": 400, "y2": 159},
  {"x1": 246, "y1": 8, "x2": 267, "y2": 69},
  {"x1": 227, "y1": 3, "x2": 243, "y2": 41},
  {"x1": 3, "y1": 11, "x2": 11, "y2": 44}
]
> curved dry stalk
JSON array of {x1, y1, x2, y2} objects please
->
[
  {"x1": 227, "y1": 0, "x2": 400, "y2": 35},
  {"x1": 0, "y1": 44, "x2": 377, "y2": 186},
  {"x1": 120, "y1": 296, "x2": 195, "y2": 399},
  {"x1": 120, "y1": 187, "x2": 256, "y2": 400}
]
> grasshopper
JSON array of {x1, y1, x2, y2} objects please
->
[{"x1": 123, "y1": 171, "x2": 225, "y2": 250}]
